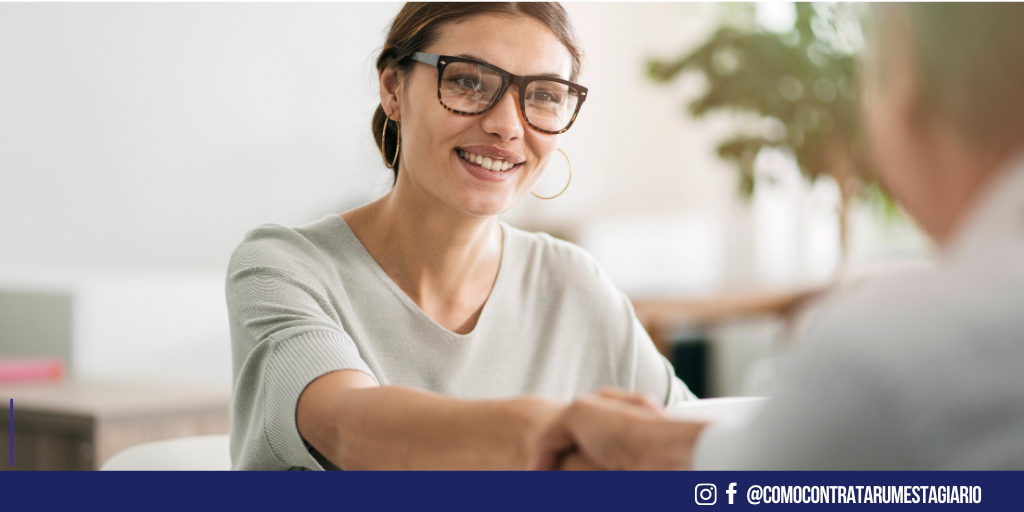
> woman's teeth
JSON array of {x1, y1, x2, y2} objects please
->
[{"x1": 458, "y1": 149, "x2": 515, "y2": 172}]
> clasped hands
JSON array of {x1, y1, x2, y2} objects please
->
[{"x1": 528, "y1": 388, "x2": 708, "y2": 471}]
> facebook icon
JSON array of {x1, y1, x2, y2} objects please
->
[{"x1": 726, "y1": 483, "x2": 738, "y2": 504}]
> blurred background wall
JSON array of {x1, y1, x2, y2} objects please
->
[{"x1": 0, "y1": 3, "x2": 930, "y2": 396}]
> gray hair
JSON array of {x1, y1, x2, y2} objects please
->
[{"x1": 868, "y1": 3, "x2": 1024, "y2": 148}]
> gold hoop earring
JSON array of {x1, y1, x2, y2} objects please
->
[
  {"x1": 381, "y1": 116, "x2": 401, "y2": 169},
  {"x1": 531, "y1": 148, "x2": 572, "y2": 200}
]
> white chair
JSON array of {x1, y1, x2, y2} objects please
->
[{"x1": 100, "y1": 434, "x2": 231, "y2": 470}]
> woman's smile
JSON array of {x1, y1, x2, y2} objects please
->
[{"x1": 455, "y1": 145, "x2": 525, "y2": 183}]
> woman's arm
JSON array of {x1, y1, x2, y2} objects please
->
[{"x1": 297, "y1": 369, "x2": 565, "y2": 470}]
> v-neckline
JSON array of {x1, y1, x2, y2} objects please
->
[{"x1": 330, "y1": 215, "x2": 510, "y2": 340}]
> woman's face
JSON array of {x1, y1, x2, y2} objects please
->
[{"x1": 383, "y1": 14, "x2": 574, "y2": 217}]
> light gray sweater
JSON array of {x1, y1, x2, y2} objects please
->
[{"x1": 226, "y1": 214, "x2": 694, "y2": 470}]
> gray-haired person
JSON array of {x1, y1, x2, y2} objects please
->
[{"x1": 532, "y1": 3, "x2": 1024, "y2": 470}]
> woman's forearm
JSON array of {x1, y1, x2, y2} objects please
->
[{"x1": 297, "y1": 370, "x2": 563, "y2": 470}]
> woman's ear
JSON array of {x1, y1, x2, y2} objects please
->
[{"x1": 379, "y1": 66, "x2": 402, "y2": 121}]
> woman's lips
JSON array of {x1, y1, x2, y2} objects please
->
[
  {"x1": 456, "y1": 149, "x2": 520, "y2": 183},
  {"x1": 458, "y1": 149, "x2": 518, "y2": 171}
]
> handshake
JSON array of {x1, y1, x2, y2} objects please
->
[{"x1": 528, "y1": 388, "x2": 708, "y2": 471}]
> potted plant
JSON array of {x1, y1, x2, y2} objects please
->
[{"x1": 647, "y1": 2, "x2": 883, "y2": 265}]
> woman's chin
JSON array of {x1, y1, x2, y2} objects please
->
[{"x1": 450, "y1": 191, "x2": 518, "y2": 218}]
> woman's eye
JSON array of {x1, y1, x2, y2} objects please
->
[
  {"x1": 448, "y1": 75, "x2": 482, "y2": 91},
  {"x1": 528, "y1": 90, "x2": 563, "y2": 104}
]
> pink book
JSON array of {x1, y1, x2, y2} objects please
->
[{"x1": 0, "y1": 358, "x2": 65, "y2": 383}]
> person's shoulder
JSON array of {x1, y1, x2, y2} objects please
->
[
  {"x1": 794, "y1": 253, "x2": 1024, "y2": 408},
  {"x1": 813, "y1": 251, "x2": 1024, "y2": 354},
  {"x1": 784, "y1": 254, "x2": 1024, "y2": 468},
  {"x1": 228, "y1": 214, "x2": 343, "y2": 275},
  {"x1": 503, "y1": 223, "x2": 605, "y2": 283}
]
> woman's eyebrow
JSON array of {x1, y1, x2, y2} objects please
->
[{"x1": 455, "y1": 53, "x2": 565, "y2": 80}]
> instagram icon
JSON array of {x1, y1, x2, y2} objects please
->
[{"x1": 695, "y1": 483, "x2": 717, "y2": 505}]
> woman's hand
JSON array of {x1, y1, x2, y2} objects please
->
[
  {"x1": 554, "y1": 451, "x2": 602, "y2": 471},
  {"x1": 530, "y1": 388, "x2": 708, "y2": 471}
]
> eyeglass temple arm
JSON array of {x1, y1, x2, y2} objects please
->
[{"x1": 410, "y1": 52, "x2": 440, "y2": 67}]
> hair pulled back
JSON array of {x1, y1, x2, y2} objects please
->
[{"x1": 373, "y1": 2, "x2": 583, "y2": 180}]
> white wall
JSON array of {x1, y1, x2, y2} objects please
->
[{"x1": 1, "y1": 3, "x2": 401, "y2": 273}]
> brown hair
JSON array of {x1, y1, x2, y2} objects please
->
[
  {"x1": 373, "y1": 2, "x2": 584, "y2": 180},
  {"x1": 869, "y1": 3, "x2": 1024, "y2": 150}
]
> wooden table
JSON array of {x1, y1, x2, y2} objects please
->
[{"x1": 1, "y1": 380, "x2": 229, "y2": 470}]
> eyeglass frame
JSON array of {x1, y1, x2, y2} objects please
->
[{"x1": 408, "y1": 52, "x2": 588, "y2": 135}]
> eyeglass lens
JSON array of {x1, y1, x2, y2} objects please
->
[{"x1": 440, "y1": 61, "x2": 581, "y2": 132}]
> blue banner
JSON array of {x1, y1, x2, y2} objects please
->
[{"x1": 2, "y1": 471, "x2": 1021, "y2": 510}]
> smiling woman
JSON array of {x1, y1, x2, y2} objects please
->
[{"x1": 225, "y1": 2, "x2": 695, "y2": 471}]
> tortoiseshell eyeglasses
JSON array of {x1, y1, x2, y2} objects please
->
[{"x1": 409, "y1": 52, "x2": 588, "y2": 134}]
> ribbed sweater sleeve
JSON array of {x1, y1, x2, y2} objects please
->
[
  {"x1": 261, "y1": 329, "x2": 372, "y2": 468},
  {"x1": 227, "y1": 227, "x2": 374, "y2": 470}
]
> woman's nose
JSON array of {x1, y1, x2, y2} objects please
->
[{"x1": 480, "y1": 85, "x2": 525, "y2": 141}]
